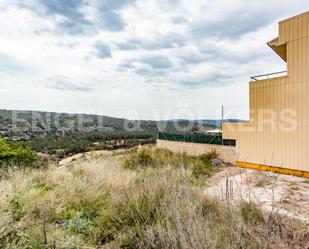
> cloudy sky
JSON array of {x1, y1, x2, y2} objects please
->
[{"x1": 0, "y1": 0, "x2": 308, "y2": 120}]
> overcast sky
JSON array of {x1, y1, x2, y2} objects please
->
[{"x1": 0, "y1": 1, "x2": 308, "y2": 120}]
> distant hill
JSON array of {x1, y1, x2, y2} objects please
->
[
  {"x1": 0, "y1": 109, "x2": 243, "y2": 157},
  {"x1": 195, "y1": 119, "x2": 247, "y2": 127},
  {"x1": 0, "y1": 109, "x2": 215, "y2": 141},
  {"x1": 170, "y1": 119, "x2": 246, "y2": 128}
]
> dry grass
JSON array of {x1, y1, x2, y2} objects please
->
[
  {"x1": 0, "y1": 148, "x2": 308, "y2": 249},
  {"x1": 123, "y1": 146, "x2": 219, "y2": 179}
]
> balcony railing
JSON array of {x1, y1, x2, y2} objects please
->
[{"x1": 251, "y1": 70, "x2": 287, "y2": 81}]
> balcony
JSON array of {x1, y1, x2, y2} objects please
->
[{"x1": 251, "y1": 71, "x2": 287, "y2": 81}]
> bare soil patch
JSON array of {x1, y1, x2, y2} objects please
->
[{"x1": 205, "y1": 167, "x2": 309, "y2": 223}]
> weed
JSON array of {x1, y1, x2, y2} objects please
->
[
  {"x1": 8, "y1": 193, "x2": 26, "y2": 222},
  {"x1": 124, "y1": 149, "x2": 155, "y2": 169},
  {"x1": 67, "y1": 212, "x2": 94, "y2": 237},
  {"x1": 241, "y1": 202, "x2": 265, "y2": 225}
]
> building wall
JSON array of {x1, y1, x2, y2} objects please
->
[
  {"x1": 156, "y1": 139, "x2": 237, "y2": 163},
  {"x1": 223, "y1": 12, "x2": 309, "y2": 173},
  {"x1": 279, "y1": 12, "x2": 309, "y2": 45}
]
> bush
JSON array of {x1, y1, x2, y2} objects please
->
[
  {"x1": 192, "y1": 160, "x2": 212, "y2": 178},
  {"x1": 191, "y1": 150, "x2": 219, "y2": 178},
  {"x1": 8, "y1": 193, "x2": 26, "y2": 222},
  {"x1": 0, "y1": 138, "x2": 38, "y2": 168},
  {"x1": 241, "y1": 202, "x2": 265, "y2": 225},
  {"x1": 94, "y1": 178, "x2": 165, "y2": 246},
  {"x1": 123, "y1": 149, "x2": 155, "y2": 169},
  {"x1": 67, "y1": 212, "x2": 94, "y2": 237},
  {"x1": 202, "y1": 149, "x2": 219, "y2": 161},
  {"x1": 123, "y1": 147, "x2": 217, "y2": 179}
]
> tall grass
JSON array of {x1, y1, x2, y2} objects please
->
[
  {"x1": 123, "y1": 146, "x2": 219, "y2": 178},
  {"x1": 0, "y1": 148, "x2": 307, "y2": 249}
]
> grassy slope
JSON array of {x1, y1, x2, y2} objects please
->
[{"x1": 0, "y1": 147, "x2": 308, "y2": 249}]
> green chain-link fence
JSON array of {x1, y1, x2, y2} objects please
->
[{"x1": 158, "y1": 132, "x2": 222, "y2": 145}]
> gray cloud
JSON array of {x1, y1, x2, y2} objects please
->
[
  {"x1": 178, "y1": 42, "x2": 269, "y2": 69},
  {"x1": 134, "y1": 67, "x2": 168, "y2": 78},
  {"x1": 39, "y1": 0, "x2": 85, "y2": 18},
  {"x1": 118, "y1": 61, "x2": 135, "y2": 71},
  {"x1": 141, "y1": 56, "x2": 172, "y2": 69},
  {"x1": 101, "y1": 0, "x2": 137, "y2": 10},
  {"x1": 117, "y1": 34, "x2": 186, "y2": 51},
  {"x1": 172, "y1": 16, "x2": 187, "y2": 24},
  {"x1": 179, "y1": 80, "x2": 202, "y2": 89},
  {"x1": 99, "y1": 6, "x2": 125, "y2": 32},
  {"x1": 191, "y1": 8, "x2": 276, "y2": 39},
  {"x1": 118, "y1": 56, "x2": 171, "y2": 80},
  {"x1": 94, "y1": 41, "x2": 112, "y2": 59},
  {"x1": 15, "y1": 0, "x2": 136, "y2": 34},
  {"x1": 0, "y1": 53, "x2": 23, "y2": 73},
  {"x1": 202, "y1": 72, "x2": 238, "y2": 85},
  {"x1": 97, "y1": 0, "x2": 136, "y2": 32},
  {"x1": 58, "y1": 19, "x2": 91, "y2": 35},
  {"x1": 38, "y1": 0, "x2": 91, "y2": 34},
  {"x1": 179, "y1": 51, "x2": 210, "y2": 65},
  {"x1": 179, "y1": 72, "x2": 239, "y2": 89},
  {"x1": 47, "y1": 77, "x2": 93, "y2": 92},
  {"x1": 117, "y1": 39, "x2": 142, "y2": 50}
]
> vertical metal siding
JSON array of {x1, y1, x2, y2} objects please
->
[{"x1": 223, "y1": 12, "x2": 309, "y2": 172}]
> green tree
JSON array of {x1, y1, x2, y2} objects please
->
[{"x1": 0, "y1": 138, "x2": 38, "y2": 167}]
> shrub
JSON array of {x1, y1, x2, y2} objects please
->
[
  {"x1": 241, "y1": 202, "x2": 265, "y2": 225},
  {"x1": 94, "y1": 178, "x2": 165, "y2": 246},
  {"x1": 67, "y1": 212, "x2": 94, "y2": 237},
  {"x1": 123, "y1": 149, "x2": 155, "y2": 169},
  {"x1": 0, "y1": 138, "x2": 38, "y2": 168},
  {"x1": 192, "y1": 151, "x2": 218, "y2": 178},
  {"x1": 8, "y1": 193, "x2": 26, "y2": 222},
  {"x1": 192, "y1": 159, "x2": 213, "y2": 178},
  {"x1": 123, "y1": 147, "x2": 217, "y2": 179},
  {"x1": 202, "y1": 149, "x2": 219, "y2": 161},
  {"x1": 30, "y1": 175, "x2": 56, "y2": 192}
]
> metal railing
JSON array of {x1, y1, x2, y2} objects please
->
[{"x1": 251, "y1": 70, "x2": 287, "y2": 81}]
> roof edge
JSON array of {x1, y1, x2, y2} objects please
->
[{"x1": 279, "y1": 11, "x2": 309, "y2": 24}]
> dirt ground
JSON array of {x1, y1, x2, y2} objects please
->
[
  {"x1": 58, "y1": 148, "x2": 134, "y2": 166},
  {"x1": 204, "y1": 167, "x2": 309, "y2": 224}
]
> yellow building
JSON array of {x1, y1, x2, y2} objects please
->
[{"x1": 223, "y1": 12, "x2": 309, "y2": 178}]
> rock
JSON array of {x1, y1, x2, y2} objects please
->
[{"x1": 211, "y1": 158, "x2": 224, "y2": 167}]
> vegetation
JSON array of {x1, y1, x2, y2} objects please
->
[
  {"x1": 123, "y1": 147, "x2": 219, "y2": 178},
  {"x1": 0, "y1": 109, "x2": 214, "y2": 140},
  {"x1": 0, "y1": 147, "x2": 307, "y2": 248},
  {"x1": 21, "y1": 133, "x2": 155, "y2": 159},
  {"x1": 0, "y1": 137, "x2": 38, "y2": 168},
  {"x1": 0, "y1": 109, "x2": 214, "y2": 158}
]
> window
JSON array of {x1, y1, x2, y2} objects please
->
[{"x1": 223, "y1": 139, "x2": 236, "y2": 146}]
